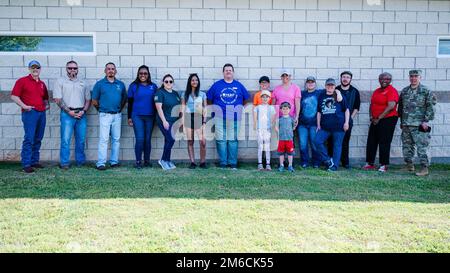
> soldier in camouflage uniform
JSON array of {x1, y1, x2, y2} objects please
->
[{"x1": 398, "y1": 70, "x2": 437, "y2": 176}]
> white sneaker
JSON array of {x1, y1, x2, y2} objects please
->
[
  {"x1": 258, "y1": 163, "x2": 264, "y2": 170},
  {"x1": 167, "y1": 161, "x2": 176, "y2": 169},
  {"x1": 158, "y1": 160, "x2": 169, "y2": 170},
  {"x1": 378, "y1": 165, "x2": 388, "y2": 173}
]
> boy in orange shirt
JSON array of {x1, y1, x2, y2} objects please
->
[{"x1": 253, "y1": 76, "x2": 272, "y2": 106}]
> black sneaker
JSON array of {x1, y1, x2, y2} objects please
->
[
  {"x1": 199, "y1": 162, "x2": 207, "y2": 169},
  {"x1": 96, "y1": 165, "x2": 106, "y2": 171},
  {"x1": 189, "y1": 163, "x2": 197, "y2": 169},
  {"x1": 134, "y1": 162, "x2": 142, "y2": 169},
  {"x1": 23, "y1": 167, "x2": 35, "y2": 173},
  {"x1": 59, "y1": 164, "x2": 69, "y2": 170},
  {"x1": 144, "y1": 161, "x2": 152, "y2": 168},
  {"x1": 327, "y1": 158, "x2": 335, "y2": 169},
  {"x1": 110, "y1": 163, "x2": 121, "y2": 168},
  {"x1": 31, "y1": 163, "x2": 44, "y2": 169}
]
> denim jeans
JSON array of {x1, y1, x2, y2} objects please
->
[
  {"x1": 314, "y1": 129, "x2": 345, "y2": 168},
  {"x1": 215, "y1": 118, "x2": 239, "y2": 166},
  {"x1": 157, "y1": 122, "x2": 175, "y2": 162},
  {"x1": 21, "y1": 109, "x2": 46, "y2": 168},
  {"x1": 97, "y1": 113, "x2": 121, "y2": 167},
  {"x1": 132, "y1": 115, "x2": 154, "y2": 163},
  {"x1": 297, "y1": 125, "x2": 320, "y2": 166},
  {"x1": 60, "y1": 111, "x2": 87, "y2": 166}
]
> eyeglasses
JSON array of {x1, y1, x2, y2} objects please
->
[
  {"x1": 67, "y1": 67, "x2": 78, "y2": 70},
  {"x1": 164, "y1": 80, "x2": 173, "y2": 84}
]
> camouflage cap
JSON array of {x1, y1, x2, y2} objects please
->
[{"x1": 409, "y1": 69, "x2": 422, "y2": 76}]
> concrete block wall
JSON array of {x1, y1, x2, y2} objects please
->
[{"x1": 0, "y1": 0, "x2": 449, "y2": 162}]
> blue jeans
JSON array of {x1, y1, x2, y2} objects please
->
[
  {"x1": 21, "y1": 109, "x2": 46, "y2": 168},
  {"x1": 132, "y1": 115, "x2": 154, "y2": 163},
  {"x1": 60, "y1": 111, "x2": 87, "y2": 166},
  {"x1": 314, "y1": 129, "x2": 345, "y2": 168},
  {"x1": 97, "y1": 113, "x2": 121, "y2": 167},
  {"x1": 157, "y1": 122, "x2": 175, "y2": 162},
  {"x1": 298, "y1": 125, "x2": 320, "y2": 167},
  {"x1": 215, "y1": 118, "x2": 239, "y2": 166}
]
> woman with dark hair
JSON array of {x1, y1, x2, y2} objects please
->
[
  {"x1": 181, "y1": 74, "x2": 207, "y2": 169},
  {"x1": 127, "y1": 65, "x2": 158, "y2": 169},
  {"x1": 155, "y1": 74, "x2": 181, "y2": 170},
  {"x1": 314, "y1": 78, "x2": 349, "y2": 172},
  {"x1": 363, "y1": 72, "x2": 399, "y2": 172}
]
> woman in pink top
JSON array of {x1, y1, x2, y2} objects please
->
[{"x1": 272, "y1": 70, "x2": 301, "y2": 126}]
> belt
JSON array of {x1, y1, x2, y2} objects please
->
[
  {"x1": 69, "y1": 107, "x2": 84, "y2": 111},
  {"x1": 100, "y1": 111, "x2": 120, "y2": 114}
]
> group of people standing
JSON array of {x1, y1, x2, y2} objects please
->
[{"x1": 10, "y1": 60, "x2": 436, "y2": 176}]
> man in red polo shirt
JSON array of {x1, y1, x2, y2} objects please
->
[{"x1": 11, "y1": 60, "x2": 50, "y2": 173}]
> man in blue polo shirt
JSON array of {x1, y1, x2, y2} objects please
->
[
  {"x1": 207, "y1": 63, "x2": 250, "y2": 169},
  {"x1": 92, "y1": 62, "x2": 127, "y2": 170}
]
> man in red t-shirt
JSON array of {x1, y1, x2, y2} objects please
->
[
  {"x1": 363, "y1": 72, "x2": 399, "y2": 172},
  {"x1": 11, "y1": 60, "x2": 50, "y2": 173}
]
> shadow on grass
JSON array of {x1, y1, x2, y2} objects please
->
[{"x1": 0, "y1": 162, "x2": 449, "y2": 203}]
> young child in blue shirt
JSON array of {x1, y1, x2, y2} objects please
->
[{"x1": 276, "y1": 102, "x2": 297, "y2": 172}]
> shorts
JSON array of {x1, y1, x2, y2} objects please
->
[
  {"x1": 277, "y1": 140, "x2": 295, "y2": 155},
  {"x1": 184, "y1": 113, "x2": 203, "y2": 130}
]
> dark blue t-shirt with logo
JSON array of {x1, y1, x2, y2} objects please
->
[
  {"x1": 206, "y1": 79, "x2": 250, "y2": 121},
  {"x1": 317, "y1": 93, "x2": 348, "y2": 132},
  {"x1": 299, "y1": 89, "x2": 323, "y2": 127}
]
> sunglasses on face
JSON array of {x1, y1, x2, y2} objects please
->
[
  {"x1": 67, "y1": 67, "x2": 78, "y2": 70},
  {"x1": 164, "y1": 80, "x2": 173, "y2": 84},
  {"x1": 31, "y1": 66, "x2": 41, "y2": 70}
]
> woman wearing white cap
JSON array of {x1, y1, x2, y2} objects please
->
[{"x1": 271, "y1": 70, "x2": 301, "y2": 124}]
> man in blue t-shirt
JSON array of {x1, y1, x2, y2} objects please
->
[
  {"x1": 314, "y1": 78, "x2": 350, "y2": 172},
  {"x1": 91, "y1": 62, "x2": 127, "y2": 170},
  {"x1": 207, "y1": 63, "x2": 250, "y2": 169},
  {"x1": 298, "y1": 76, "x2": 323, "y2": 168}
]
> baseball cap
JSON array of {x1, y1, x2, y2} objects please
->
[
  {"x1": 409, "y1": 69, "x2": 422, "y2": 76},
  {"x1": 325, "y1": 78, "x2": 336, "y2": 86},
  {"x1": 259, "y1": 76, "x2": 270, "y2": 83},
  {"x1": 260, "y1": 90, "x2": 271, "y2": 98},
  {"x1": 280, "y1": 69, "x2": 291, "y2": 76},
  {"x1": 28, "y1": 60, "x2": 41, "y2": 68},
  {"x1": 306, "y1": 76, "x2": 316, "y2": 82},
  {"x1": 280, "y1": 102, "x2": 291, "y2": 109}
]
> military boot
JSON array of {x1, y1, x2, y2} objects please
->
[
  {"x1": 416, "y1": 166, "x2": 429, "y2": 176},
  {"x1": 401, "y1": 163, "x2": 415, "y2": 172}
]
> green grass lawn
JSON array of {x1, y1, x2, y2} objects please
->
[{"x1": 0, "y1": 162, "x2": 449, "y2": 253}]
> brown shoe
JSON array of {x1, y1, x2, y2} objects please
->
[
  {"x1": 401, "y1": 163, "x2": 415, "y2": 172},
  {"x1": 416, "y1": 167, "x2": 429, "y2": 176}
]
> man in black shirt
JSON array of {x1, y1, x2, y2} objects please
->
[{"x1": 327, "y1": 71, "x2": 360, "y2": 169}]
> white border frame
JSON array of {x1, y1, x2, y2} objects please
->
[
  {"x1": 0, "y1": 32, "x2": 96, "y2": 56},
  {"x1": 437, "y1": 36, "x2": 450, "y2": 58}
]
